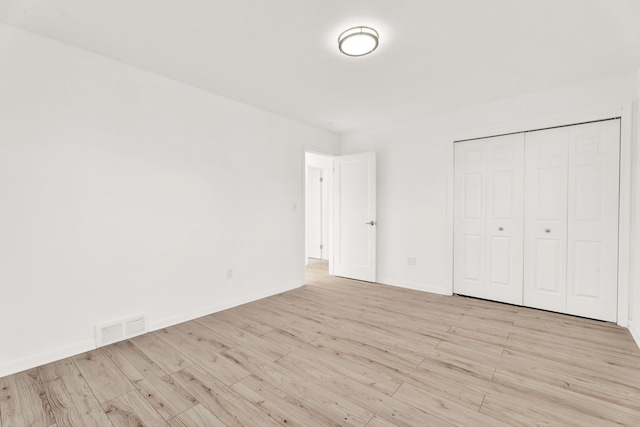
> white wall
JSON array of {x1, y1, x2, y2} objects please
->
[
  {"x1": 0, "y1": 24, "x2": 339, "y2": 377},
  {"x1": 340, "y1": 73, "x2": 637, "y2": 302}
]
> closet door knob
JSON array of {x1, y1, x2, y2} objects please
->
[
  {"x1": 498, "y1": 227, "x2": 503, "y2": 231},
  {"x1": 545, "y1": 228, "x2": 551, "y2": 233}
]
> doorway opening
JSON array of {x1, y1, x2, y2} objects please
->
[
  {"x1": 305, "y1": 152, "x2": 333, "y2": 276},
  {"x1": 304, "y1": 150, "x2": 377, "y2": 283}
]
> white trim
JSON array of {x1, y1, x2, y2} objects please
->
[
  {"x1": 149, "y1": 281, "x2": 302, "y2": 332},
  {"x1": 0, "y1": 339, "x2": 95, "y2": 378},
  {"x1": 453, "y1": 105, "x2": 624, "y2": 142},
  {"x1": 445, "y1": 130, "x2": 456, "y2": 302},
  {"x1": 447, "y1": 103, "x2": 633, "y2": 326},
  {"x1": 377, "y1": 277, "x2": 450, "y2": 296},
  {"x1": 629, "y1": 320, "x2": 640, "y2": 350},
  {"x1": 617, "y1": 102, "x2": 633, "y2": 327}
]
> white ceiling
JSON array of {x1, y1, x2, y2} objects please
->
[{"x1": 2, "y1": 0, "x2": 640, "y2": 134}]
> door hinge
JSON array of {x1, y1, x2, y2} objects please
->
[
  {"x1": 320, "y1": 244, "x2": 324, "y2": 250},
  {"x1": 320, "y1": 177, "x2": 324, "y2": 182}
]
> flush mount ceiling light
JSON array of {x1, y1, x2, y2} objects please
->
[{"x1": 338, "y1": 26, "x2": 379, "y2": 56}]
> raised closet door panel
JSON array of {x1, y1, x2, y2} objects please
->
[
  {"x1": 454, "y1": 140, "x2": 487, "y2": 299},
  {"x1": 566, "y1": 120, "x2": 620, "y2": 322},
  {"x1": 485, "y1": 134, "x2": 524, "y2": 305},
  {"x1": 524, "y1": 128, "x2": 569, "y2": 313}
]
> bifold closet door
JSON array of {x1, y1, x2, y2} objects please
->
[
  {"x1": 524, "y1": 119, "x2": 620, "y2": 322},
  {"x1": 566, "y1": 120, "x2": 620, "y2": 322},
  {"x1": 523, "y1": 128, "x2": 569, "y2": 313},
  {"x1": 454, "y1": 133, "x2": 524, "y2": 305}
]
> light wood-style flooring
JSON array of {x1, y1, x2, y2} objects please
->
[{"x1": 2, "y1": 261, "x2": 640, "y2": 426}]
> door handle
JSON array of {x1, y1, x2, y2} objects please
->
[
  {"x1": 365, "y1": 221, "x2": 376, "y2": 226},
  {"x1": 545, "y1": 228, "x2": 551, "y2": 233}
]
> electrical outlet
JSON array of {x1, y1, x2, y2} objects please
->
[
  {"x1": 226, "y1": 268, "x2": 233, "y2": 279},
  {"x1": 408, "y1": 257, "x2": 416, "y2": 266}
]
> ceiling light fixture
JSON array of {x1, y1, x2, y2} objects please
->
[{"x1": 338, "y1": 26, "x2": 379, "y2": 57}]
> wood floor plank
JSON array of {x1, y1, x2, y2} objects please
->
[
  {"x1": 500, "y1": 347, "x2": 640, "y2": 395},
  {"x1": 72, "y1": 349, "x2": 135, "y2": 403},
  {"x1": 261, "y1": 327, "x2": 403, "y2": 396},
  {"x1": 194, "y1": 315, "x2": 290, "y2": 361},
  {"x1": 311, "y1": 328, "x2": 488, "y2": 410},
  {"x1": 102, "y1": 340, "x2": 166, "y2": 384},
  {"x1": 171, "y1": 364, "x2": 282, "y2": 427},
  {"x1": 13, "y1": 369, "x2": 55, "y2": 427},
  {"x1": 496, "y1": 348, "x2": 640, "y2": 411},
  {"x1": 130, "y1": 333, "x2": 193, "y2": 375},
  {"x1": 231, "y1": 374, "x2": 345, "y2": 427},
  {"x1": 54, "y1": 359, "x2": 112, "y2": 427},
  {"x1": 154, "y1": 325, "x2": 250, "y2": 386},
  {"x1": 223, "y1": 345, "x2": 375, "y2": 426},
  {"x1": 166, "y1": 404, "x2": 225, "y2": 427},
  {"x1": 365, "y1": 415, "x2": 402, "y2": 427},
  {"x1": 41, "y1": 378, "x2": 86, "y2": 427},
  {"x1": 293, "y1": 314, "x2": 431, "y2": 368},
  {"x1": 276, "y1": 352, "x2": 453, "y2": 427},
  {"x1": 171, "y1": 321, "x2": 236, "y2": 353},
  {"x1": 393, "y1": 381, "x2": 508, "y2": 427},
  {"x1": 37, "y1": 363, "x2": 61, "y2": 383},
  {"x1": 0, "y1": 375, "x2": 25, "y2": 427},
  {"x1": 135, "y1": 374, "x2": 198, "y2": 421},
  {"x1": 508, "y1": 325, "x2": 640, "y2": 359},
  {"x1": 209, "y1": 308, "x2": 273, "y2": 336},
  {"x1": 231, "y1": 299, "x2": 299, "y2": 328},
  {"x1": 417, "y1": 346, "x2": 496, "y2": 382},
  {"x1": 506, "y1": 330, "x2": 640, "y2": 374},
  {"x1": 492, "y1": 369, "x2": 640, "y2": 426},
  {"x1": 311, "y1": 333, "x2": 423, "y2": 370},
  {"x1": 479, "y1": 392, "x2": 616, "y2": 427},
  {"x1": 504, "y1": 336, "x2": 640, "y2": 385},
  {"x1": 102, "y1": 390, "x2": 167, "y2": 427}
]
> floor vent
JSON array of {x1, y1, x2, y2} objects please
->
[{"x1": 95, "y1": 314, "x2": 147, "y2": 347}]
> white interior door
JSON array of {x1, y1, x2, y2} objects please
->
[
  {"x1": 524, "y1": 127, "x2": 569, "y2": 313},
  {"x1": 566, "y1": 120, "x2": 620, "y2": 321},
  {"x1": 454, "y1": 134, "x2": 524, "y2": 304},
  {"x1": 306, "y1": 167, "x2": 323, "y2": 259},
  {"x1": 333, "y1": 152, "x2": 376, "y2": 282}
]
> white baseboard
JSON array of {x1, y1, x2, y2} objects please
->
[
  {"x1": 0, "y1": 281, "x2": 303, "y2": 379},
  {"x1": 0, "y1": 339, "x2": 95, "y2": 378},
  {"x1": 377, "y1": 276, "x2": 450, "y2": 296},
  {"x1": 629, "y1": 320, "x2": 640, "y2": 351},
  {"x1": 148, "y1": 281, "x2": 302, "y2": 333}
]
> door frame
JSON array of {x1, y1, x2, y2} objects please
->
[
  {"x1": 306, "y1": 166, "x2": 325, "y2": 260},
  {"x1": 447, "y1": 103, "x2": 633, "y2": 326}
]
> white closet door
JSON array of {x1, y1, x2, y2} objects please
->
[
  {"x1": 454, "y1": 140, "x2": 486, "y2": 298},
  {"x1": 566, "y1": 120, "x2": 620, "y2": 321},
  {"x1": 524, "y1": 128, "x2": 569, "y2": 313},
  {"x1": 454, "y1": 134, "x2": 524, "y2": 304},
  {"x1": 485, "y1": 135, "x2": 524, "y2": 305}
]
